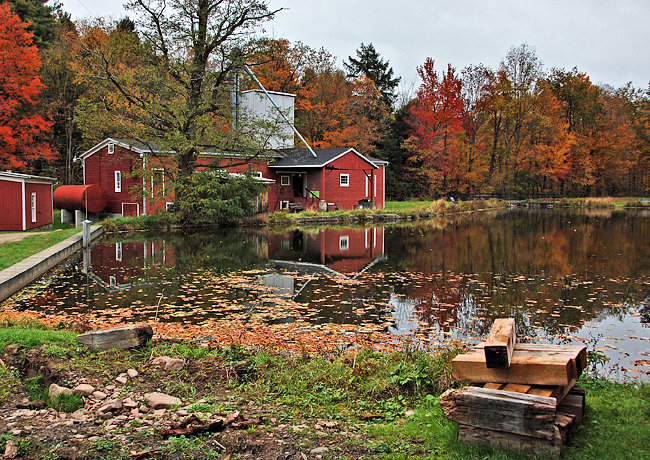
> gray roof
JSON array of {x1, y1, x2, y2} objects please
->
[{"x1": 270, "y1": 148, "x2": 381, "y2": 168}]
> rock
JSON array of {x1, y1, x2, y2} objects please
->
[
  {"x1": 92, "y1": 391, "x2": 107, "y2": 400},
  {"x1": 105, "y1": 385, "x2": 116, "y2": 391},
  {"x1": 98, "y1": 399, "x2": 122, "y2": 414},
  {"x1": 310, "y1": 447, "x2": 329, "y2": 455},
  {"x1": 323, "y1": 421, "x2": 337, "y2": 428},
  {"x1": 49, "y1": 384, "x2": 73, "y2": 399},
  {"x1": 126, "y1": 369, "x2": 138, "y2": 378},
  {"x1": 76, "y1": 324, "x2": 153, "y2": 350},
  {"x1": 71, "y1": 410, "x2": 88, "y2": 421},
  {"x1": 122, "y1": 398, "x2": 137, "y2": 409},
  {"x1": 152, "y1": 356, "x2": 185, "y2": 370},
  {"x1": 115, "y1": 375, "x2": 128, "y2": 385},
  {"x1": 176, "y1": 409, "x2": 188, "y2": 416},
  {"x1": 404, "y1": 409, "x2": 416, "y2": 417},
  {"x1": 153, "y1": 409, "x2": 166, "y2": 417},
  {"x1": 4, "y1": 439, "x2": 18, "y2": 459},
  {"x1": 145, "y1": 392, "x2": 181, "y2": 409},
  {"x1": 4, "y1": 344, "x2": 20, "y2": 355},
  {"x1": 74, "y1": 384, "x2": 95, "y2": 396}
]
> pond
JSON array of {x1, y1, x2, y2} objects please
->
[{"x1": 5, "y1": 209, "x2": 649, "y2": 381}]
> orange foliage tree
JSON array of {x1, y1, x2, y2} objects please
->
[{"x1": 0, "y1": 2, "x2": 54, "y2": 169}]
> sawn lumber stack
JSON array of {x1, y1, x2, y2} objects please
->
[{"x1": 440, "y1": 318, "x2": 587, "y2": 458}]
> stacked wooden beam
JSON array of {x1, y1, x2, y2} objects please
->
[{"x1": 440, "y1": 319, "x2": 587, "y2": 458}]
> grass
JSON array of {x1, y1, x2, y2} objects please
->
[
  {"x1": 0, "y1": 209, "x2": 81, "y2": 271},
  {"x1": 268, "y1": 199, "x2": 506, "y2": 226},
  {"x1": 555, "y1": 197, "x2": 650, "y2": 209},
  {"x1": 0, "y1": 324, "x2": 648, "y2": 459}
]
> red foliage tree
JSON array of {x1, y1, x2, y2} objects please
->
[{"x1": 0, "y1": 2, "x2": 54, "y2": 169}]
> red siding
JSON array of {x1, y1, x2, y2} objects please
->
[
  {"x1": 85, "y1": 144, "x2": 143, "y2": 215},
  {"x1": 24, "y1": 183, "x2": 53, "y2": 230},
  {"x1": 0, "y1": 179, "x2": 24, "y2": 231},
  {"x1": 321, "y1": 152, "x2": 385, "y2": 210}
]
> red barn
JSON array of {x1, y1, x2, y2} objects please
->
[
  {"x1": 76, "y1": 138, "x2": 387, "y2": 216},
  {"x1": 0, "y1": 171, "x2": 57, "y2": 231}
]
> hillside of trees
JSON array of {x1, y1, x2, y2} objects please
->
[{"x1": 1, "y1": 0, "x2": 648, "y2": 199}]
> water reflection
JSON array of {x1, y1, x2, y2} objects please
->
[{"x1": 8, "y1": 209, "x2": 649, "y2": 381}]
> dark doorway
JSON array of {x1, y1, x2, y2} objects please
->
[{"x1": 293, "y1": 174, "x2": 304, "y2": 197}]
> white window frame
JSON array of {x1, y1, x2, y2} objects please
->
[
  {"x1": 281, "y1": 200, "x2": 289, "y2": 210},
  {"x1": 115, "y1": 242, "x2": 123, "y2": 262},
  {"x1": 151, "y1": 168, "x2": 164, "y2": 198},
  {"x1": 165, "y1": 202, "x2": 173, "y2": 211},
  {"x1": 109, "y1": 275, "x2": 117, "y2": 286},
  {"x1": 31, "y1": 192, "x2": 37, "y2": 223},
  {"x1": 365, "y1": 176, "x2": 369, "y2": 197},
  {"x1": 339, "y1": 235, "x2": 349, "y2": 251},
  {"x1": 340, "y1": 174, "x2": 349, "y2": 187},
  {"x1": 280, "y1": 175, "x2": 290, "y2": 186},
  {"x1": 114, "y1": 170, "x2": 122, "y2": 193},
  {"x1": 108, "y1": 143, "x2": 115, "y2": 154},
  {"x1": 253, "y1": 171, "x2": 263, "y2": 179}
]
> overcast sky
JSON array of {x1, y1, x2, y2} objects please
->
[{"x1": 61, "y1": 0, "x2": 649, "y2": 90}]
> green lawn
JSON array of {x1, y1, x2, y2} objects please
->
[
  {"x1": 385, "y1": 201, "x2": 433, "y2": 211},
  {"x1": 0, "y1": 210, "x2": 81, "y2": 271}
]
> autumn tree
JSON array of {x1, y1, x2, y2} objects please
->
[
  {"x1": 0, "y1": 2, "x2": 54, "y2": 169},
  {"x1": 406, "y1": 58, "x2": 465, "y2": 196},
  {"x1": 5, "y1": 0, "x2": 59, "y2": 48},
  {"x1": 75, "y1": 0, "x2": 279, "y2": 203},
  {"x1": 344, "y1": 42, "x2": 400, "y2": 108}
]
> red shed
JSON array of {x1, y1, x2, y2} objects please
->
[{"x1": 0, "y1": 171, "x2": 57, "y2": 231}]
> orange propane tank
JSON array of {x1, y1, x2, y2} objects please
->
[{"x1": 54, "y1": 184, "x2": 108, "y2": 213}]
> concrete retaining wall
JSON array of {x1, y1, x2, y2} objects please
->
[{"x1": 0, "y1": 225, "x2": 103, "y2": 303}]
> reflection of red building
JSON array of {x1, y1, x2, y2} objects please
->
[
  {"x1": 268, "y1": 227, "x2": 385, "y2": 274},
  {"x1": 90, "y1": 240, "x2": 174, "y2": 288}
]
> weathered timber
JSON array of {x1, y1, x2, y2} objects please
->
[
  {"x1": 454, "y1": 346, "x2": 585, "y2": 385},
  {"x1": 458, "y1": 424, "x2": 562, "y2": 458},
  {"x1": 439, "y1": 387, "x2": 557, "y2": 440},
  {"x1": 557, "y1": 391, "x2": 585, "y2": 425},
  {"x1": 486, "y1": 379, "x2": 576, "y2": 406},
  {"x1": 77, "y1": 324, "x2": 153, "y2": 349},
  {"x1": 484, "y1": 318, "x2": 516, "y2": 368},
  {"x1": 477, "y1": 343, "x2": 587, "y2": 375}
]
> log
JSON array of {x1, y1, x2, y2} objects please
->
[
  {"x1": 453, "y1": 345, "x2": 585, "y2": 386},
  {"x1": 483, "y1": 318, "x2": 516, "y2": 368},
  {"x1": 440, "y1": 387, "x2": 557, "y2": 440},
  {"x1": 77, "y1": 324, "x2": 153, "y2": 349},
  {"x1": 458, "y1": 424, "x2": 562, "y2": 458}
]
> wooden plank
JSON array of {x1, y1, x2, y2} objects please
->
[
  {"x1": 458, "y1": 424, "x2": 562, "y2": 458},
  {"x1": 476, "y1": 343, "x2": 587, "y2": 375},
  {"x1": 503, "y1": 383, "x2": 532, "y2": 393},
  {"x1": 440, "y1": 387, "x2": 557, "y2": 440},
  {"x1": 483, "y1": 382, "x2": 505, "y2": 390},
  {"x1": 452, "y1": 348, "x2": 577, "y2": 386},
  {"x1": 558, "y1": 393, "x2": 585, "y2": 425},
  {"x1": 484, "y1": 318, "x2": 517, "y2": 368},
  {"x1": 77, "y1": 324, "x2": 153, "y2": 349}
]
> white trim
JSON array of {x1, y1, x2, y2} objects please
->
[
  {"x1": 115, "y1": 242, "x2": 123, "y2": 261},
  {"x1": 365, "y1": 229, "x2": 369, "y2": 248},
  {"x1": 21, "y1": 182, "x2": 26, "y2": 231},
  {"x1": 109, "y1": 276, "x2": 117, "y2": 286},
  {"x1": 382, "y1": 166, "x2": 385, "y2": 209},
  {"x1": 340, "y1": 173, "x2": 349, "y2": 187},
  {"x1": 82, "y1": 159, "x2": 86, "y2": 185},
  {"x1": 374, "y1": 173, "x2": 377, "y2": 197},
  {"x1": 107, "y1": 143, "x2": 114, "y2": 154},
  {"x1": 365, "y1": 176, "x2": 368, "y2": 197},
  {"x1": 165, "y1": 202, "x2": 173, "y2": 210},
  {"x1": 339, "y1": 236, "x2": 349, "y2": 251},
  {"x1": 121, "y1": 202, "x2": 140, "y2": 217},
  {"x1": 114, "y1": 171, "x2": 122, "y2": 193},
  {"x1": 31, "y1": 192, "x2": 37, "y2": 223},
  {"x1": 280, "y1": 175, "x2": 290, "y2": 186},
  {"x1": 142, "y1": 156, "x2": 147, "y2": 216},
  {"x1": 280, "y1": 200, "x2": 289, "y2": 210},
  {"x1": 0, "y1": 171, "x2": 57, "y2": 184},
  {"x1": 241, "y1": 89, "x2": 296, "y2": 98},
  {"x1": 252, "y1": 171, "x2": 263, "y2": 178}
]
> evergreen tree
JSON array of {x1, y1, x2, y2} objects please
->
[
  {"x1": 344, "y1": 42, "x2": 400, "y2": 108},
  {"x1": 6, "y1": 0, "x2": 59, "y2": 48}
]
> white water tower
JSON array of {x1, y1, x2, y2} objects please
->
[{"x1": 239, "y1": 89, "x2": 295, "y2": 149}]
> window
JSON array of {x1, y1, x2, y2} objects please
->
[
  {"x1": 31, "y1": 193, "x2": 37, "y2": 223},
  {"x1": 281, "y1": 175, "x2": 290, "y2": 186},
  {"x1": 281, "y1": 200, "x2": 289, "y2": 210},
  {"x1": 114, "y1": 171, "x2": 122, "y2": 192},
  {"x1": 165, "y1": 202, "x2": 173, "y2": 211},
  {"x1": 340, "y1": 174, "x2": 349, "y2": 187},
  {"x1": 151, "y1": 169, "x2": 164, "y2": 198},
  {"x1": 115, "y1": 243, "x2": 123, "y2": 262},
  {"x1": 339, "y1": 236, "x2": 349, "y2": 250},
  {"x1": 109, "y1": 276, "x2": 117, "y2": 286},
  {"x1": 253, "y1": 171, "x2": 263, "y2": 179},
  {"x1": 108, "y1": 143, "x2": 114, "y2": 154}
]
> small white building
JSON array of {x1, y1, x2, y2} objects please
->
[{"x1": 239, "y1": 89, "x2": 295, "y2": 149}]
